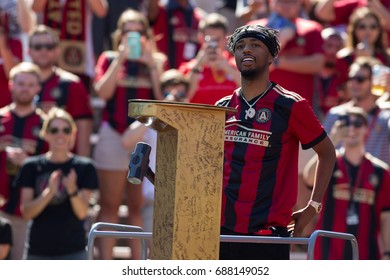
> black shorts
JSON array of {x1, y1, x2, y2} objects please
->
[{"x1": 219, "y1": 227, "x2": 290, "y2": 260}]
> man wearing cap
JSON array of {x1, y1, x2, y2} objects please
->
[
  {"x1": 216, "y1": 24, "x2": 336, "y2": 259},
  {"x1": 304, "y1": 107, "x2": 390, "y2": 260}
]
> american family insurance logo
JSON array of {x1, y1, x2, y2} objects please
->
[{"x1": 225, "y1": 124, "x2": 271, "y2": 147}]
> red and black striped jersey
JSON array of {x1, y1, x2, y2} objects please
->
[
  {"x1": 216, "y1": 83, "x2": 326, "y2": 233},
  {"x1": 94, "y1": 51, "x2": 156, "y2": 134},
  {"x1": 37, "y1": 68, "x2": 92, "y2": 120},
  {"x1": 0, "y1": 106, "x2": 46, "y2": 216},
  {"x1": 314, "y1": 153, "x2": 390, "y2": 259}
]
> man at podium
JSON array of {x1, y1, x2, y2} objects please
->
[{"x1": 216, "y1": 24, "x2": 336, "y2": 260}]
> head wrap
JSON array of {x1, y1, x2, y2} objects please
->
[{"x1": 229, "y1": 25, "x2": 280, "y2": 57}]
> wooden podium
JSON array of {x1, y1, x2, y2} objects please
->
[{"x1": 128, "y1": 100, "x2": 235, "y2": 260}]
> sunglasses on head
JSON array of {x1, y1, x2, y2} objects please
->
[
  {"x1": 348, "y1": 75, "x2": 370, "y2": 83},
  {"x1": 30, "y1": 43, "x2": 57, "y2": 51},
  {"x1": 356, "y1": 24, "x2": 378, "y2": 30},
  {"x1": 47, "y1": 127, "x2": 72, "y2": 135}
]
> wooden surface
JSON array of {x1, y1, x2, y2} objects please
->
[{"x1": 128, "y1": 100, "x2": 235, "y2": 259}]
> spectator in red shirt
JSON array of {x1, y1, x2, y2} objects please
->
[
  {"x1": 313, "y1": 27, "x2": 347, "y2": 121},
  {"x1": 28, "y1": 25, "x2": 93, "y2": 157},
  {"x1": 179, "y1": 13, "x2": 240, "y2": 105},
  {"x1": 0, "y1": 62, "x2": 46, "y2": 259},
  {"x1": 93, "y1": 8, "x2": 165, "y2": 260},
  {"x1": 147, "y1": 0, "x2": 205, "y2": 69}
]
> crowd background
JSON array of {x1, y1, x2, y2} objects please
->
[{"x1": 0, "y1": 0, "x2": 390, "y2": 260}]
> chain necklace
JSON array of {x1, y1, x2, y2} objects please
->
[{"x1": 240, "y1": 83, "x2": 273, "y2": 120}]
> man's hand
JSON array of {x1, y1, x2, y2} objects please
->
[{"x1": 290, "y1": 205, "x2": 317, "y2": 237}]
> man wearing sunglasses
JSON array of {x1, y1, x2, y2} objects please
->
[
  {"x1": 0, "y1": 62, "x2": 47, "y2": 259},
  {"x1": 304, "y1": 107, "x2": 390, "y2": 259},
  {"x1": 322, "y1": 56, "x2": 390, "y2": 166},
  {"x1": 28, "y1": 25, "x2": 93, "y2": 158}
]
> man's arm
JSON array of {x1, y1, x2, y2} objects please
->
[
  {"x1": 314, "y1": 0, "x2": 336, "y2": 23},
  {"x1": 274, "y1": 53, "x2": 325, "y2": 74},
  {"x1": 309, "y1": 136, "x2": 336, "y2": 203},
  {"x1": 292, "y1": 136, "x2": 336, "y2": 236},
  {"x1": 86, "y1": 0, "x2": 108, "y2": 17}
]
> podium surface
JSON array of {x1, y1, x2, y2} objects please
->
[{"x1": 128, "y1": 100, "x2": 235, "y2": 260}]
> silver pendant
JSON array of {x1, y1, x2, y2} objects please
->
[
  {"x1": 346, "y1": 207, "x2": 359, "y2": 225},
  {"x1": 245, "y1": 107, "x2": 256, "y2": 120}
]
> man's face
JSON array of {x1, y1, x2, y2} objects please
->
[
  {"x1": 29, "y1": 34, "x2": 59, "y2": 69},
  {"x1": 234, "y1": 37, "x2": 273, "y2": 79},
  {"x1": 323, "y1": 35, "x2": 344, "y2": 67},
  {"x1": 341, "y1": 115, "x2": 367, "y2": 148},
  {"x1": 9, "y1": 73, "x2": 41, "y2": 106},
  {"x1": 347, "y1": 66, "x2": 372, "y2": 101}
]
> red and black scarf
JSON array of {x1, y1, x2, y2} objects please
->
[{"x1": 44, "y1": 0, "x2": 87, "y2": 74}]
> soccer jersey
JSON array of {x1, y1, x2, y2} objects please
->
[
  {"x1": 151, "y1": 2, "x2": 202, "y2": 69},
  {"x1": 0, "y1": 107, "x2": 46, "y2": 216},
  {"x1": 37, "y1": 68, "x2": 92, "y2": 120},
  {"x1": 94, "y1": 51, "x2": 156, "y2": 134},
  {"x1": 216, "y1": 83, "x2": 326, "y2": 233},
  {"x1": 314, "y1": 153, "x2": 390, "y2": 259}
]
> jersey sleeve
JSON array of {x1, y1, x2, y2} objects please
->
[
  {"x1": 290, "y1": 99, "x2": 327, "y2": 149},
  {"x1": 377, "y1": 168, "x2": 390, "y2": 212},
  {"x1": 94, "y1": 52, "x2": 111, "y2": 83},
  {"x1": 14, "y1": 158, "x2": 38, "y2": 189},
  {"x1": 66, "y1": 81, "x2": 93, "y2": 120}
]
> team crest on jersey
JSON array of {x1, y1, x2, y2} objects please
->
[
  {"x1": 296, "y1": 37, "x2": 305, "y2": 46},
  {"x1": 51, "y1": 87, "x2": 62, "y2": 99},
  {"x1": 32, "y1": 126, "x2": 40, "y2": 137},
  {"x1": 170, "y1": 16, "x2": 179, "y2": 26},
  {"x1": 369, "y1": 174, "x2": 379, "y2": 188},
  {"x1": 333, "y1": 169, "x2": 343, "y2": 178},
  {"x1": 255, "y1": 108, "x2": 271, "y2": 123}
]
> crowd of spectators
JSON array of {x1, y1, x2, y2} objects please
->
[{"x1": 0, "y1": 0, "x2": 390, "y2": 260}]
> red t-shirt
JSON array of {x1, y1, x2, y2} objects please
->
[
  {"x1": 250, "y1": 17, "x2": 325, "y2": 105},
  {"x1": 179, "y1": 52, "x2": 239, "y2": 105}
]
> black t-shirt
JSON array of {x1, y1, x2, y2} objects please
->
[
  {"x1": 15, "y1": 155, "x2": 98, "y2": 256},
  {"x1": 0, "y1": 217, "x2": 12, "y2": 260}
]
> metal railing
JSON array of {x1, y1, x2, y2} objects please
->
[{"x1": 87, "y1": 222, "x2": 359, "y2": 260}]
